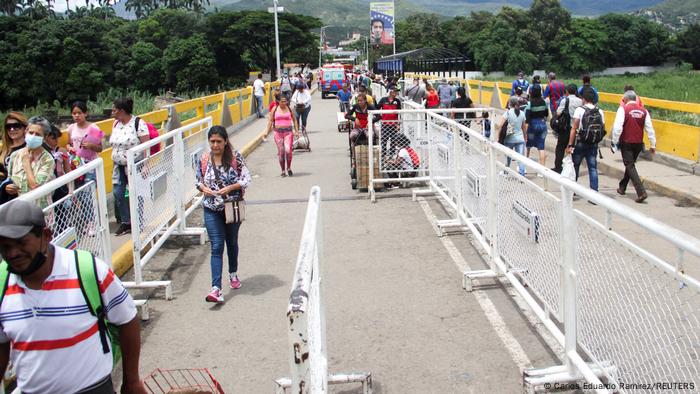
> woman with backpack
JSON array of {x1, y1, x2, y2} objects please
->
[
  {"x1": 499, "y1": 96, "x2": 528, "y2": 176},
  {"x1": 196, "y1": 126, "x2": 251, "y2": 303},
  {"x1": 525, "y1": 85, "x2": 549, "y2": 173},
  {"x1": 266, "y1": 95, "x2": 299, "y2": 177},
  {"x1": 109, "y1": 98, "x2": 151, "y2": 236}
]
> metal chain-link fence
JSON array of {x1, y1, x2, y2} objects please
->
[
  {"x1": 18, "y1": 159, "x2": 111, "y2": 265},
  {"x1": 370, "y1": 106, "x2": 700, "y2": 392}
]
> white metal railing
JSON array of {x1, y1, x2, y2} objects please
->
[
  {"x1": 123, "y1": 117, "x2": 211, "y2": 300},
  {"x1": 369, "y1": 108, "x2": 700, "y2": 393},
  {"x1": 18, "y1": 158, "x2": 111, "y2": 265},
  {"x1": 275, "y1": 186, "x2": 372, "y2": 394}
]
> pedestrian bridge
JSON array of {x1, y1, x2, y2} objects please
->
[{"x1": 10, "y1": 78, "x2": 700, "y2": 393}]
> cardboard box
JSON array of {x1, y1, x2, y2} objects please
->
[{"x1": 355, "y1": 145, "x2": 382, "y2": 190}]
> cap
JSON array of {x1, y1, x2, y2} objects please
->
[
  {"x1": 390, "y1": 86, "x2": 400, "y2": 92},
  {"x1": 0, "y1": 200, "x2": 46, "y2": 239}
]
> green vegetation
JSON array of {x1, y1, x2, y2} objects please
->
[
  {"x1": 394, "y1": 0, "x2": 688, "y2": 75},
  {"x1": 0, "y1": 9, "x2": 321, "y2": 111}
]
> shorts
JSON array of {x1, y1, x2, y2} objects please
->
[{"x1": 526, "y1": 118, "x2": 547, "y2": 150}]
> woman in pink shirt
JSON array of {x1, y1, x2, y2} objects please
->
[
  {"x1": 67, "y1": 101, "x2": 104, "y2": 178},
  {"x1": 266, "y1": 96, "x2": 299, "y2": 177}
]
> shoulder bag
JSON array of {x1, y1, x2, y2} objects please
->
[{"x1": 210, "y1": 155, "x2": 246, "y2": 224}]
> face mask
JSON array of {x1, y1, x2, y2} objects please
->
[{"x1": 25, "y1": 134, "x2": 44, "y2": 149}]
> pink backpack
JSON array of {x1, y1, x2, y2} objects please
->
[{"x1": 113, "y1": 117, "x2": 161, "y2": 155}]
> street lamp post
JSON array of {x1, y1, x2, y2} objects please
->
[
  {"x1": 273, "y1": 0, "x2": 282, "y2": 79},
  {"x1": 319, "y1": 25, "x2": 330, "y2": 69}
]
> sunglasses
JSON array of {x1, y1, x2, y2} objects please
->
[{"x1": 5, "y1": 123, "x2": 25, "y2": 131}]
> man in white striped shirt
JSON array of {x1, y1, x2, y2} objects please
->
[{"x1": 0, "y1": 200, "x2": 146, "y2": 393}]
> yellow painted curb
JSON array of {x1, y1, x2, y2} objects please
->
[{"x1": 112, "y1": 241, "x2": 134, "y2": 277}]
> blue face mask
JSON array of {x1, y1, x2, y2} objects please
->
[{"x1": 25, "y1": 134, "x2": 44, "y2": 149}]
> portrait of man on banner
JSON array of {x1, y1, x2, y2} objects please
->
[{"x1": 370, "y1": 2, "x2": 395, "y2": 46}]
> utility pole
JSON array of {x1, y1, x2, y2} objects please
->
[
  {"x1": 272, "y1": 0, "x2": 282, "y2": 79},
  {"x1": 392, "y1": 0, "x2": 396, "y2": 55},
  {"x1": 319, "y1": 25, "x2": 330, "y2": 69}
]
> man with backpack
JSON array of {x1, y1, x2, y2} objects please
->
[
  {"x1": 611, "y1": 90, "x2": 656, "y2": 203},
  {"x1": 566, "y1": 88, "x2": 605, "y2": 194},
  {"x1": 552, "y1": 84, "x2": 582, "y2": 173},
  {"x1": 511, "y1": 71, "x2": 529, "y2": 96},
  {"x1": 280, "y1": 73, "x2": 293, "y2": 102},
  {"x1": 0, "y1": 200, "x2": 146, "y2": 393}
]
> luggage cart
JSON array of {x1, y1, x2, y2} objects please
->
[{"x1": 143, "y1": 368, "x2": 224, "y2": 394}]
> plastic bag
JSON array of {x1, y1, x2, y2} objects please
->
[{"x1": 561, "y1": 155, "x2": 576, "y2": 181}]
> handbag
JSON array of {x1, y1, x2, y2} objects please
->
[
  {"x1": 497, "y1": 117, "x2": 509, "y2": 144},
  {"x1": 224, "y1": 200, "x2": 246, "y2": 224},
  {"x1": 212, "y1": 161, "x2": 246, "y2": 224}
]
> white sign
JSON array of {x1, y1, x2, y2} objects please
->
[
  {"x1": 464, "y1": 168, "x2": 485, "y2": 197},
  {"x1": 151, "y1": 172, "x2": 168, "y2": 201},
  {"x1": 511, "y1": 200, "x2": 540, "y2": 243},
  {"x1": 437, "y1": 143, "x2": 450, "y2": 164},
  {"x1": 267, "y1": 6, "x2": 284, "y2": 12}
]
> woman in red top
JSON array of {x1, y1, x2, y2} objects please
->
[{"x1": 425, "y1": 86, "x2": 440, "y2": 109}]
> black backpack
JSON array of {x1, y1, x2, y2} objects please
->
[
  {"x1": 550, "y1": 97, "x2": 570, "y2": 136},
  {"x1": 578, "y1": 106, "x2": 605, "y2": 145}
]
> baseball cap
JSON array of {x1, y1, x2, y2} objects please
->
[
  {"x1": 0, "y1": 200, "x2": 46, "y2": 239},
  {"x1": 390, "y1": 86, "x2": 400, "y2": 92}
]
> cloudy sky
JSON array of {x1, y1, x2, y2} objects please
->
[{"x1": 51, "y1": 0, "x2": 106, "y2": 12}]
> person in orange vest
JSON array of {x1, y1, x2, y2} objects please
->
[{"x1": 611, "y1": 90, "x2": 656, "y2": 203}]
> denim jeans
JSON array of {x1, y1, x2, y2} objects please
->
[
  {"x1": 572, "y1": 143, "x2": 599, "y2": 191},
  {"x1": 296, "y1": 106, "x2": 311, "y2": 129},
  {"x1": 203, "y1": 207, "x2": 241, "y2": 289},
  {"x1": 504, "y1": 141, "x2": 526, "y2": 175},
  {"x1": 255, "y1": 95, "x2": 264, "y2": 117},
  {"x1": 113, "y1": 165, "x2": 130, "y2": 225}
]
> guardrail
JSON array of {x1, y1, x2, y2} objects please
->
[
  {"x1": 404, "y1": 72, "x2": 700, "y2": 163},
  {"x1": 275, "y1": 186, "x2": 372, "y2": 394},
  {"x1": 369, "y1": 105, "x2": 700, "y2": 392},
  {"x1": 122, "y1": 117, "x2": 211, "y2": 304}
]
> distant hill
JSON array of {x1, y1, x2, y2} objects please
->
[
  {"x1": 213, "y1": 0, "x2": 431, "y2": 25},
  {"x1": 634, "y1": 0, "x2": 700, "y2": 31},
  {"x1": 406, "y1": 0, "x2": 664, "y2": 16}
]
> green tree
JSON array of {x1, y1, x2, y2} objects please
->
[
  {"x1": 162, "y1": 33, "x2": 218, "y2": 92},
  {"x1": 126, "y1": 41, "x2": 164, "y2": 91},
  {"x1": 204, "y1": 11, "x2": 247, "y2": 84},
  {"x1": 676, "y1": 23, "x2": 700, "y2": 68},
  {"x1": 440, "y1": 12, "x2": 494, "y2": 62},
  {"x1": 218, "y1": 10, "x2": 321, "y2": 79},
  {"x1": 395, "y1": 13, "x2": 444, "y2": 52},
  {"x1": 551, "y1": 18, "x2": 609, "y2": 74},
  {"x1": 598, "y1": 13, "x2": 671, "y2": 66},
  {"x1": 471, "y1": 12, "x2": 538, "y2": 74}
]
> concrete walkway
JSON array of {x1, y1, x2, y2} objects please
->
[{"x1": 125, "y1": 93, "x2": 569, "y2": 392}]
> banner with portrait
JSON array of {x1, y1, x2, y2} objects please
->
[{"x1": 370, "y1": 2, "x2": 395, "y2": 46}]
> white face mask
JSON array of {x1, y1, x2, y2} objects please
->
[{"x1": 25, "y1": 134, "x2": 44, "y2": 149}]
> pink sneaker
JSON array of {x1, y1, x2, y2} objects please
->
[
  {"x1": 205, "y1": 287, "x2": 224, "y2": 303},
  {"x1": 229, "y1": 274, "x2": 242, "y2": 289}
]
